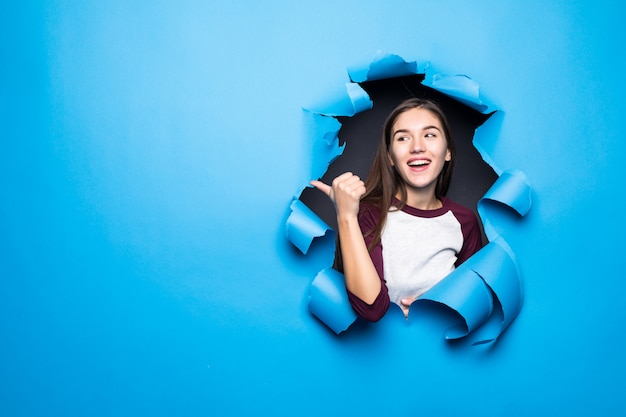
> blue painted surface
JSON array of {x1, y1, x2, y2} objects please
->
[{"x1": 1, "y1": 1, "x2": 625, "y2": 416}]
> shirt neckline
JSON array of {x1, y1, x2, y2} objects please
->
[{"x1": 391, "y1": 196, "x2": 450, "y2": 218}]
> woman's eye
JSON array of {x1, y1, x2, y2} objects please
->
[{"x1": 425, "y1": 132, "x2": 436, "y2": 138}]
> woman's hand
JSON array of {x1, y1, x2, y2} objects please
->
[
  {"x1": 400, "y1": 297, "x2": 416, "y2": 318},
  {"x1": 310, "y1": 172, "x2": 366, "y2": 218}
]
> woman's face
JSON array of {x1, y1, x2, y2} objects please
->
[{"x1": 388, "y1": 107, "x2": 451, "y2": 198}]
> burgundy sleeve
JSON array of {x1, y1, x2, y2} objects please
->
[
  {"x1": 452, "y1": 203, "x2": 484, "y2": 266},
  {"x1": 345, "y1": 203, "x2": 390, "y2": 322}
]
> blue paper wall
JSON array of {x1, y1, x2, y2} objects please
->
[{"x1": 1, "y1": 1, "x2": 625, "y2": 416}]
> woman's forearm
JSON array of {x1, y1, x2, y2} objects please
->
[{"x1": 336, "y1": 213, "x2": 382, "y2": 304}]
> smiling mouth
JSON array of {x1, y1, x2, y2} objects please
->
[{"x1": 408, "y1": 160, "x2": 430, "y2": 167}]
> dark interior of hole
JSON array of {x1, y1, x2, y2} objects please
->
[{"x1": 299, "y1": 74, "x2": 498, "y2": 233}]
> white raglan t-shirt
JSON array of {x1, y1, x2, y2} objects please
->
[
  {"x1": 382, "y1": 207, "x2": 464, "y2": 305},
  {"x1": 346, "y1": 197, "x2": 483, "y2": 319}
]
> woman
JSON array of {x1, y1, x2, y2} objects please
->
[{"x1": 311, "y1": 98, "x2": 483, "y2": 321}]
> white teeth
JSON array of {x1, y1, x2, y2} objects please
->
[{"x1": 408, "y1": 160, "x2": 429, "y2": 166}]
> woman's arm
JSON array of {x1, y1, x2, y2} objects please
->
[{"x1": 310, "y1": 172, "x2": 383, "y2": 304}]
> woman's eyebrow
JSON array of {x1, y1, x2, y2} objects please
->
[
  {"x1": 393, "y1": 126, "x2": 441, "y2": 135},
  {"x1": 392, "y1": 128, "x2": 411, "y2": 136}
]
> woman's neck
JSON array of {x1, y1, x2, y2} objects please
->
[{"x1": 398, "y1": 187, "x2": 442, "y2": 210}]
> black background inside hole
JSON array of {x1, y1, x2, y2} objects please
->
[{"x1": 299, "y1": 74, "x2": 497, "y2": 234}]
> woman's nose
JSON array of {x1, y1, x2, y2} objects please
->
[{"x1": 411, "y1": 137, "x2": 425, "y2": 152}]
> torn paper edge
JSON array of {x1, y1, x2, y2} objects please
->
[
  {"x1": 285, "y1": 198, "x2": 333, "y2": 255},
  {"x1": 308, "y1": 267, "x2": 358, "y2": 334},
  {"x1": 306, "y1": 111, "x2": 345, "y2": 182},
  {"x1": 286, "y1": 51, "x2": 532, "y2": 342}
]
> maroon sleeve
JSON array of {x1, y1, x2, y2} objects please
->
[
  {"x1": 448, "y1": 200, "x2": 484, "y2": 266},
  {"x1": 345, "y1": 203, "x2": 390, "y2": 322}
]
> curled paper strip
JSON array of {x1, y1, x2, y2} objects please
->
[
  {"x1": 416, "y1": 239, "x2": 522, "y2": 345},
  {"x1": 478, "y1": 169, "x2": 532, "y2": 239},
  {"x1": 285, "y1": 198, "x2": 333, "y2": 254},
  {"x1": 308, "y1": 268, "x2": 358, "y2": 334},
  {"x1": 287, "y1": 51, "x2": 532, "y2": 344},
  {"x1": 480, "y1": 169, "x2": 532, "y2": 217},
  {"x1": 478, "y1": 169, "x2": 532, "y2": 244},
  {"x1": 422, "y1": 73, "x2": 489, "y2": 113},
  {"x1": 416, "y1": 254, "x2": 494, "y2": 340}
]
